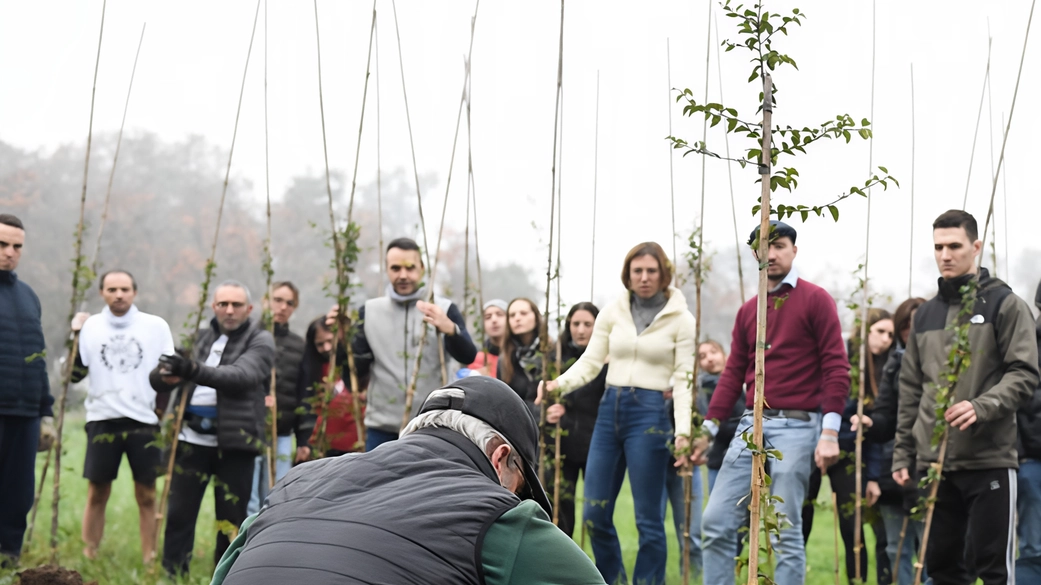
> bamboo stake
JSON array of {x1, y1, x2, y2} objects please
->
[
  {"x1": 985, "y1": 21, "x2": 998, "y2": 276},
  {"x1": 960, "y1": 34, "x2": 992, "y2": 211},
  {"x1": 914, "y1": 431, "x2": 949, "y2": 585},
  {"x1": 263, "y1": 0, "x2": 278, "y2": 489},
  {"x1": 683, "y1": 6, "x2": 711, "y2": 584},
  {"x1": 893, "y1": 515, "x2": 910, "y2": 581},
  {"x1": 465, "y1": 67, "x2": 488, "y2": 367},
  {"x1": 853, "y1": 3, "x2": 876, "y2": 580},
  {"x1": 28, "y1": 18, "x2": 143, "y2": 552},
  {"x1": 746, "y1": 72, "x2": 773, "y2": 585},
  {"x1": 538, "y1": 0, "x2": 564, "y2": 485},
  {"x1": 311, "y1": 0, "x2": 339, "y2": 456},
  {"x1": 714, "y1": 11, "x2": 745, "y2": 303},
  {"x1": 50, "y1": 1, "x2": 106, "y2": 561},
  {"x1": 376, "y1": 16, "x2": 385, "y2": 290},
  {"x1": 666, "y1": 39, "x2": 677, "y2": 265},
  {"x1": 978, "y1": 0, "x2": 1034, "y2": 266},
  {"x1": 832, "y1": 492, "x2": 841, "y2": 585},
  {"x1": 590, "y1": 70, "x2": 599, "y2": 301},
  {"x1": 1001, "y1": 112, "x2": 1009, "y2": 278},
  {"x1": 338, "y1": 0, "x2": 378, "y2": 451},
  {"x1": 91, "y1": 23, "x2": 145, "y2": 275},
  {"x1": 156, "y1": 0, "x2": 261, "y2": 541},
  {"x1": 908, "y1": 63, "x2": 915, "y2": 298},
  {"x1": 552, "y1": 76, "x2": 565, "y2": 526},
  {"x1": 398, "y1": 0, "x2": 480, "y2": 431}
]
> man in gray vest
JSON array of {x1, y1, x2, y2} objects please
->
[
  {"x1": 211, "y1": 376, "x2": 607, "y2": 585},
  {"x1": 348, "y1": 237, "x2": 478, "y2": 451}
]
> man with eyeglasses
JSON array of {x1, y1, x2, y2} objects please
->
[
  {"x1": 247, "y1": 281, "x2": 306, "y2": 516},
  {"x1": 149, "y1": 280, "x2": 275, "y2": 577}
]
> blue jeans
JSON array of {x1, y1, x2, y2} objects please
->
[
  {"x1": 702, "y1": 412, "x2": 819, "y2": 585},
  {"x1": 664, "y1": 461, "x2": 702, "y2": 577},
  {"x1": 880, "y1": 502, "x2": 927, "y2": 585},
  {"x1": 1018, "y1": 460, "x2": 1041, "y2": 583},
  {"x1": 247, "y1": 435, "x2": 293, "y2": 516},
  {"x1": 365, "y1": 427, "x2": 398, "y2": 452},
  {"x1": 583, "y1": 386, "x2": 672, "y2": 585}
]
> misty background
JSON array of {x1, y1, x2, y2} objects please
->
[{"x1": 2, "y1": 0, "x2": 1040, "y2": 362}]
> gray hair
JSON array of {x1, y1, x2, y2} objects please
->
[
  {"x1": 215, "y1": 279, "x2": 252, "y2": 304},
  {"x1": 401, "y1": 388, "x2": 514, "y2": 458}
]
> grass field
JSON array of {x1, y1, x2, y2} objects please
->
[{"x1": 4, "y1": 414, "x2": 890, "y2": 585}]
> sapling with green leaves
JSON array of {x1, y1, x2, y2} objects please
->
[{"x1": 674, "y1": 3, "x2": 897, "y2": 583}]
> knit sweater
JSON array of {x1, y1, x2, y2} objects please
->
[
  {"x1": 706, "y1": 276, "x2": 849, "y2": 423},
  {"x1": 555, "y1": 286, "x2": 696, "y2": 436}
]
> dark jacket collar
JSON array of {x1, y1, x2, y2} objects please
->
[
  {"x1": 937, "y1": 267, "x2": 990, "y2": 302},
  {"x1": 273, "y1": 321, "x2": 290, "y2": 337},
  {"x1": 209, "y1": 316, "x2": 255, "y2": 339},
  {"x1": 0, "y1": 270, "x2": 17, "y2": 284},
  {"x1": 411, "y1": 426, "x2": 499, "y2": 485}
]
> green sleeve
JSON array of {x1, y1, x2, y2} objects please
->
[
  {"x1": 209, "y1": 513, "x2": 259, "y2": 585},
  {"x1": 480, "y1": 500, "x2": 606, "y2": 585}
]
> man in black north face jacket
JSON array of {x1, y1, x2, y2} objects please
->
[{"x1": 150, "y1": 280, "x2": 274, "y2": 577}]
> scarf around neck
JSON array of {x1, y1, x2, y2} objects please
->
[
  {"x1": 387, "y1": 283, "x2": 426, "y2": 304},
  {"x1": 514, "y1": 334, "x2": 542, "y2": 382}
]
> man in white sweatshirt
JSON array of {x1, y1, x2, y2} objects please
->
[{"x1": 70, "y1": 270, "x2": 175, "y2": 563}]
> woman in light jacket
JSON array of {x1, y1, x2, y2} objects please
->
[{"x1": 542, "y1": 241, "x2": 696, "y2": 585}]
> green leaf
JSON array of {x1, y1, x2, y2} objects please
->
[
  {"x1": 861, "y1": 118, "x2": 870, "y2": 126},
  {"x1": 828, "y1": 205, "x2": 839, "y2": 222}
]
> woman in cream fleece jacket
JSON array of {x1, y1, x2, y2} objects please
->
[{"x1": 542, "y1": 242, "x2": 696, "y2": 585}]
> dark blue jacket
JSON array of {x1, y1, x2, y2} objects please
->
[{"x1": 0, "y1": 270, "x2": 53, "y2": 418}]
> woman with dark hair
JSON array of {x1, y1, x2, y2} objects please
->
[
  {"x1": 804, "y1": 307, "x2": 894, "y2": 584},
  {"x1": 851, "y1": 297, "x2": 928, "y2": 584},
  {"x1": 496, "y1": 298, "x2": 544, "y2": 419},
  {"x1": 298, "y1": 316, "x2": 365, "y2": 458},
  {"x1": 548, "y1": 302, "x2": 607, "y2": 538},
  {"x1": 542, "y1": 242, "x2": 696, "y2": 585}
]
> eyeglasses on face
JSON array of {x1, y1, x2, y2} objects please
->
[{"x1": 215, "y1": 301, "x2": 247, "y2": 310}]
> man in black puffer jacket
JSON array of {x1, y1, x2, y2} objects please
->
[
  {"x1": 0, "y1": 214, "x2": 54, "y2": 567},
  {"x1": 150, "y1": 280, "x2": 275, "y2": 577}
]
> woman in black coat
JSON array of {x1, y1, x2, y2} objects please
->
[
  {"x1": 496, "y1": 298, "x2": 544, "y2": 421},
  {"x1": 551, "y1": 302, "x2": 607, "y2": 538}
]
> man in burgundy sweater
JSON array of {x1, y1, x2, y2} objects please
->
[{"x1": 693, "y1": 221, "x2": 849, "y2": 585}]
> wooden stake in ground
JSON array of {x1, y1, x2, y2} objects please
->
[
  {"x1": 853, "y1": 3, "x2": 877, "y2": 580},
  {"x1": 832, "y1": 492, "x2": 841, "y2": 585},
  {"x1": 746, "y1": 72, "x2": 773, "y2": 585},
  {"x1": 551, "y1": 78, "x2": 565, "y2": 525},
  {"x1": 683, "y1": 5, "x2": 711, "y2": 583},
  {"x1": 27, "y1": 17, "x2": 144, "y2": 553},
  {"x1": 893, "y1": 515, "x2": 910, "y2": 580},
  {"x1": 666, "y1": 38, "x2": 677, "y2": 265},
  {"x1": 961, "y1": 34, "x2": 992, "y2": 211},
  {"x1": 156, "y1": 0, "x2": 262, "y2": 541},
  {"x1": 538, "y1": 0, "x2": 564, "y2": 486},
  {"x1": 398, "y1": 0, "x2": 481, "y2": 431},
  {"x1": 262, "y1": 0, "x2": 279, "y2": 490},
  {"x1": 908, "y1": 63, "x2": 915, "y2": 298},
  {"x1": 50, "y1": 0, "x2": 106, "y2": 562}
]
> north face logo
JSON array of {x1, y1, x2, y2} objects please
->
[{"x1": 990, "y1": 480, "x2": 1000, "y2": 490}]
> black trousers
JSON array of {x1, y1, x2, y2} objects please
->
[
  {"x1": 924, "y1": 468, "x2": 1015, "y2": 585},
  {"x1": 162, "y1": 443, "x2": 254, "y2": 576},
  {"x1": 556, "y1": 457, "x2": 585, "y2": 538},
  {"x1": 803, "y1": 462, "x2": 891, "y2": 585},
  {"x1": 0, "y1": 416, "x2": 39, "y2": 561}
]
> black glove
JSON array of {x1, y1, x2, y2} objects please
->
[{"x1": 158, "y1": 351, "x2": 200, "y2": 380}]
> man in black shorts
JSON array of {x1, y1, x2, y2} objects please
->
[{"x1": 71, "y1": 270, "x2": 175, "y2": 563}]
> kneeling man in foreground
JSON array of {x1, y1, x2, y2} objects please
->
[{"x1": 211, "y1": 376, "x2": 606, "y2": 585}]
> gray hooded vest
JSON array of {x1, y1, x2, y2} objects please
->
[
  {"x1": 221, "y1": 427, "x2": 520, "y2": 585},
  {"x1": 363, "y1": 292, "x2": 454, "y2": 433}
]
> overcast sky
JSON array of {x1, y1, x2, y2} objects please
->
[{"x1": 2, "y1": 0, "x2": 1039, "y2": 313}]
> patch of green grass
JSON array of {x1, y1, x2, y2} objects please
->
[{"x1": 6, "y1": 416, "x2": 894, "y2": 584}]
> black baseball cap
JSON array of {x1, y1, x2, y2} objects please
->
[
  {"x1": 747, "y1": 219, "x2": 797, "y2": 247},
  {"x1": 417, "y1": 376, "x2": 552, "y2": 516}
]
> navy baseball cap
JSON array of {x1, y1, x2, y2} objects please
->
[
  {"x1": 418, "y1": 376, "x2": 552, "y2": 516},
  {"x1": 747, "y1": 220, "x2": 797, "y2": 247}
]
